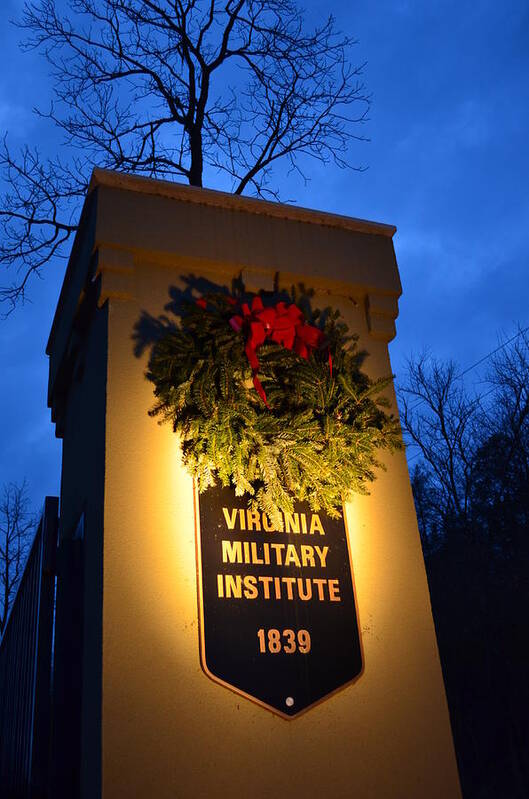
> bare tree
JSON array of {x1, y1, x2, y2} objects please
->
[
  {"x1": 486, "y1": 328, "x2": 529, "y2": 469},
  {"x1": 471, "y1": 329, "x2": 529, "y2": 551},
  {"x1": 0, "y1": 0, "x2": 370, "y2": 308},
  {"x1": 0, "y1": 481, "x2": 36, "y2": 636},
  {"x1": 398, "y1": 355, "x2": 479, "y2": 533},
  {"x1": 400, "y1": 330, "x2": 529, "y2": 549}
]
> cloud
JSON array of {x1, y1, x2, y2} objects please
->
[{"x1": 0, "y1": 100, "x2": 31, "y2": 131}]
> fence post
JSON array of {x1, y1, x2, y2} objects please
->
[
  {"x1": 29, "y1": 496, "x2": 59, "y2": 798},
  {"x1": 0, "y1": 496, "x2": 59, "y2": 799}
]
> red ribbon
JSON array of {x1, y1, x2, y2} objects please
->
[{"x1": 227, "y1": 296, "x2": 331, "y2": 406}]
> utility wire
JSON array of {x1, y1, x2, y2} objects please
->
[
  {"x1": 405, "y1": 384, "x2": 500, "y2": 466},
  {"x1": 401, "y1": 323, "x2": 529, "y2": 417},
  {"x1": 454, "y1": 324, "x2": 529, "y2": 380},
  {"x1": 402, "y1": 327, "x2": 529, "y2": 466}
]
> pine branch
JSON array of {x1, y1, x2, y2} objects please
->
[{"x1": 146, "y1": 289, "x2": 402, "y2": 522}]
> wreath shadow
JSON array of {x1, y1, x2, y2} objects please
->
[{"x1": 132, "y1": 273, "x2": 323, "y2": 359}]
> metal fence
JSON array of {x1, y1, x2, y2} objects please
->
[{"x1": 0, "y1": 497, "x2": 59, "y2": 799}]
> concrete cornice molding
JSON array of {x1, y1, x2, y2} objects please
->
[
  {"x1": 88, "y1": 168, "x2": 397, "y2": 239},
  {"x1": 95, "y1": 245, "x2": 136, "y2": 306}
]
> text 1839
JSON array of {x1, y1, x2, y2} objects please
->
[{"x1": 257, "y1": 628, "x2": 311, "y2": 654}]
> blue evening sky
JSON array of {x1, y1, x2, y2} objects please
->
[{"x1": 1, "y1": 0, "x2": 528, "y2": 512}]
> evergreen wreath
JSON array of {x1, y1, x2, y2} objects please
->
[{"x1": 146, "y1": 286, "x2": 402, "y2": 527}]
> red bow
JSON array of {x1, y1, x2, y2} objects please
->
[{"x1": 228, "y1": 296, "x2": 331, "y2": 406}]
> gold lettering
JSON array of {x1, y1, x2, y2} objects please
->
[
  {"x1": 250, "y1": 542, "x2": 264, "y2": 565},
  {"x1": 300, "y1": 514, "x2": 308, "y2": 534},
  {"x1": 221, "y1": 540, "x2": 243, "y2": 564},
  {"x1": 243, "y1": 575, "x2": 258, "y2": 599},
  {"x1": 284, "y1": 544, "x2": 301, "y2": 568},
  {"x1": 222, "y1": 507, "x2": 238, "y2": 530},
  {"x1": 259, "y1": 576, "x2": 273, "y2": 599},
  {"x1": 262, "y1": 514, "x2": 275, "y2": 532},
  {"x1": 247, "y1": 510, "x2": 261, "y2": 531},
  {"x1": 243, "y1": 541, "x2": 250, "y2": 562},
  {"x1": 217, "y1": 574, "x2": 342, "y2": 602},
  {"x1": 300, "y1": 545, "x2": 315, "y2": 567},
  {"x1": 297, "y1": 578, "x2": 312, "y2": 600},
  {"x1": 225, "y1": 575, "x2": 242, "y2": 599},
  {"x1": 285, "y1": 513, "x2": 300, "y2": 534},
  {"x1": 270, "y1": 543, "x2": 285, "y2": 565},
  {"x1": 314, "y1": 545, "x2": 329, "y2": 568},
  {"x1": 263, "y1": 543, "x2": 271, "y2": 565},
  {"x1": 313, "y1": 578, "x2": 327, "y2": 600},
  {"x1": 238, "y1": 509, "x2": 246, "y2": 530},
  {"x1": 310, "y1": 514, "x2": 325, "y2": 536},
  {"x1": 328, "y1": 579, "x2": 341, "y2": 602}
]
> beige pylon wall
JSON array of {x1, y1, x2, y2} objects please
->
[{"x1": 47, "y1": 169, "x2": 462, "y2": 799}]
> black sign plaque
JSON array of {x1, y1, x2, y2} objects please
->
[{"x1": 195, "y1": 484, "x2": 362, "y2": 718}]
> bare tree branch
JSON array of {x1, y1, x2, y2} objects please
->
[
  {"x1": 1, "y1": 0, "x2": 370, "y2": 307},
  {"x1": 398, "y1": 354, "x2": 478, "y2": 526},
  {"x1": 401, "y1": 331, "x2": 529, "y2": 550},
  {"x1": 0, "y1": 481, "x2": 36, "y2": 635}
]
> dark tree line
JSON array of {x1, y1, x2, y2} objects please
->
[{"x1": 399, "y1": 329, "x2": 529, "y2": 799}]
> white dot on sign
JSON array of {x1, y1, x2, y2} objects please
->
[{"x1": 285, "y1": 697, "x2": 294, "y2": 707}]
